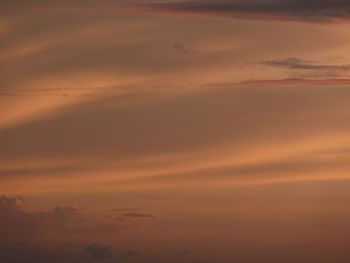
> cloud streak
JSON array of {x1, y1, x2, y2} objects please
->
[
  {"x1": 3, "y1": 0, "x2": 350, "y2": 23},
  {"x1": 261, "y1": 57, "x2": 350, "y2": 78},
  {"x1": 145, "y1": 0, "x2": 350, "y2": 22},
  {"x1": 121, "y1": 212, "x2": 155, "y2": 218}
]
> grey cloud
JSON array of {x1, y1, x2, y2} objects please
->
[
  {"x1": 177, "y1": 250, "x2": 192, "y2": 257},
  {"x1": 126, "y1": 249, "x2": 140, "y2": 256},
  {"x1": 261, "y1": 57, "x2": 350, "y2": 71},
  {"x1": 0, "y1": 0, "x2": 141, "y2": 17},
  {"x1": 0, "y1": 196, "x2": 24, "y2": 210},
  {"x1": 80, "y1": 243, "x2": 112, "y2": 260},
  {"x1": 0, "y1": 196, "x2": 125, "y2": 247},
  {"x1": 0, "y1": 245, "x2": 74, "y2": 263},
  {"x1": 112, "y1": 208, "x2": 139, "y2": 212},
  {"x1": 54, "y1": 205, "x2": 84, "y2": 214},
  {"x1": 172, "y1": 43, "x2": 198, "y2": 55},
  {"x1": 121, "y1": 212, "x2": 154, "y2": 218},
  {"x1": 261, "y1": 57, "x2": 350, "y2": 78},
  {"x1": 0, "y1": 196, "x2": 159, "y2": 262},
  {"x1": 145, "y1": 0, "x2": 350, "y2": 22},
  {"x1": 0, "y1": 197, "x2": 44, "y2": 245},
  {"x1": 0, "y1": 244, "x2": 150, "y2": 263},
  {"x1": 2, "y1": 0, "x2": 350, "y2": 23},
  {"x1": 0, "y1": 243, "x2": 132, "y2": 263}
]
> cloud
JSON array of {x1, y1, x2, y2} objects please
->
[
  {"x1": 0, "y1": 196, "x2": 152, "y2": 262},
  {"x1": 125, "y1": 250, "x2": 140, "y2": 257},
  {"x1": 0, "y1": 0, "x2": 141, "y2": 17},
  {"x1": 172, "y1": 43, "x2": 198, "y2": 55},
  {"x1": 0, "y1": 195, "x2": 24, "y2": 210},
  {"x1": 0, "y1": 197, "x2": 43, "y2": 245},
  {"x1": 0, "y1": 245, "x2": 73, "y2": 263},
  {"x1": 54, "y1": 205, "x2": 84, "y2": 214},
  {"x1": 177, "y1": 250, "x2": 192, "y2": 257},
  {"x1": 2, "y1": 80, "x2": 350, "y2": 192},
  {"x1": 80, "y1": 243, "x2": 112, "y2": 260},
  {"x1": 0, "y1": 243, "x2": 144, "y2": 263},
  {"x1": 129, "y1": 151, "x2": 350, "y2": 187},
  {"x1": 1, "y1": 80, "x2": 350, "y2": 161},
  {"x1": 121, "y1": 212, "x2": 154, "y2": 218},
  {"x1": 260, "y1": 57, "x2": 350, "y2": 78},
  {"x1": 112, "y1": 208, "x2": 139, "y2": 212},
  {"x1": 4, "y1": 0, "x2": 350, "y2": 23},
  {"x1": 0, "y1": 196, "x2": 128, "y2": 246},
  {"x1": 144, "y1": 0, "x2": 350, "y2": 22}
]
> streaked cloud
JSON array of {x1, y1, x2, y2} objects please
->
[
  {"x1": 2, "y1": 2, "x2": 350, "y2": 262},
  {"x1": 121, "y1": 212, "x2": 155, "y2": 218},
  {"x1": 2, "y1": 80, "x2": 350, "y2": 194},
  {"x1": 145, "y1": 0, "x2": 350, "y2": 22},
  {"x1": 261, "y1": 57, "x2": 350, "y2": 78}
]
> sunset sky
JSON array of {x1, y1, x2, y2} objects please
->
[{"x1": 1, "y1": 1, "x2": 350, "y2": 262}]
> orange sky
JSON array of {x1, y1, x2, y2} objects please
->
[{"x1": 1, "y1": 1, "x2": 350, "y2": 262}]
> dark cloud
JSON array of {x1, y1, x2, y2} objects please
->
[
  {"x1": 145, "y1": 0, "x2": 350, "y2": 22},
  {"x1": 0, "y1": 243, "x2": 128, "y2": 263},
  {"x1": 54, "y1": 205, "x2": 84, "y2": 214},
  {"x1": 121, "y1": 212, "x2": 154, "y2": 218},
  {"x1": 0, "y1": 196, "x2": 144, "y2": 262},
  {"x1": 177, "y1": 250, "x2": 192, "y2": 257},
  {"x1": 0, "y1": 196, "x2": 127, "y2": 246},
  {"x1": 126, "y1": 249, "x2": 140, "y2": 257},
  {"x1": 172, "y1": 43, "x2": 198, "y2": 55},
  {"x1": 80, "y1": 243, "x2": 112, "y2": 260},
  {"x1": 113, "y1": 208, "x2": 137, "y2": 211},
  {"x1": 0, "y1": 197, "x2": 43, "y2": 245},
  {"x1": 3, "y1": 0, "x2": 350, "y2": 22},
  {"x1": 0, "y1": 195, "x2": 24, "y2": 210},
  {"x1": 261, "y1": 57, "x2": 350, "y2": 71},
  {"x1": 112, "y1": 208, "x2": 139, "y2": 212},
  {"x1": 261, "y1": 57, "x2": 350, "y2": 78},
  {"x1": 0, "y1": 245, "x2": 74, "y2": 263},
  {"x1": 0, "y1": 0, "x2": 139, "y2": 17}
]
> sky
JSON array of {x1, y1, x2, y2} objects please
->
[{"x1": 1, "y1": 1, "x2": 350, "y2": 262}]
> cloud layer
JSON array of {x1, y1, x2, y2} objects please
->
[
  {"x1": 146, "y1": 0, "x2": 350, "y2": 22},
  {"x1": 0, "y1": 196, "x2": 158, "y2": 262},
  {"x1": 2, "y1": 2, "x2": 350, "y2": 263}
]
